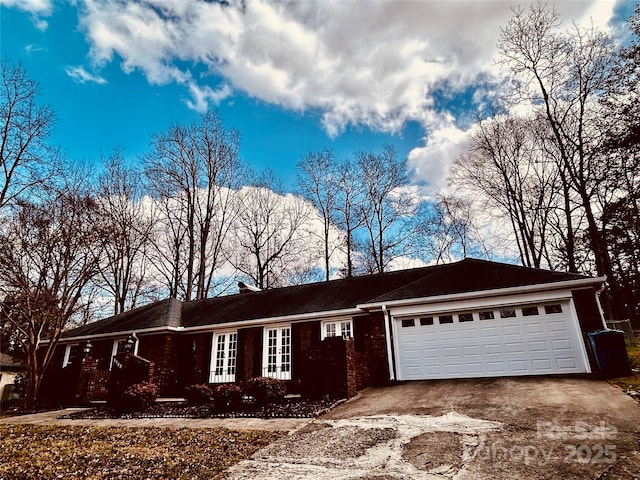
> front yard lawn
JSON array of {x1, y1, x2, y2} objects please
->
[
  {"x1": 608, "y1": 336, "x2": 640, "y2": 401},
  {"x1": 0, "y1": 425, "x2": 284, "y2": 480}
]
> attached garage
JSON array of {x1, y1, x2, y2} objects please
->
[
  {"x1": 392, "y1": 297, "x2": 591, "y2": 380},
  {"x1": 49, "y1": 257, "x2": 609, "y2": 407}
]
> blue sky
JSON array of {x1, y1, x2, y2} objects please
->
[{"x1": 1, "y1": 0, "x2": 635, "y2": 190}]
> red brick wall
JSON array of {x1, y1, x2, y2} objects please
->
[
  {"x1": 84, "y1": 367, "x2": 109, "y2": 402},
  {"x1": 292, "y1": 320, "x2": 321, "y2": 385},
  {"x1": 298, "y1": 336, "x2": 357, "y2": 399},
  {"x1": 193, "y1": 333, "x2": 212, "y2": 384},
  {"x1": 353, "y1": 312, "x2": 390, "y2": 389},
  {"x1": 172, "y1": 333, "x2": 213, "y2": 390},
  {"x1": 572, "y1": 288, "x2": 606, "y2": 333},
  {"x1": 84, "y1": 339, "x2": 114, "y2": 370},
  {"x1": 137, "y1": 333, "x2": 177, "y2": 395},
  {"x1": 236, "y1": 326, "x2": 263, "y2": 383},
  {"x1": 106, "y1": 353, "x2": 155, "y2": 406}
]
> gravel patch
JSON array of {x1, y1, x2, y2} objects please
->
[{"x1": 224, "y1": 412, "x2": 504, "y2": 480}]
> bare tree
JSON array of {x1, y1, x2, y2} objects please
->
[
  {"x1": 498, "y1": 4, "x2": 628, "y2": 317},
  {"x1": 95, "y1": 151, "x2": 156, "y2": 314},
  {"x1": 334, "y1": 158, "x2": 365, "y2": 278},
  {"x1": 0, "y1": 58, "x2": 56, "y2": 211},
  {"x1": 230, "y1": 170, "x2": 312, "y2": 289},
  {"x1": 598, "y1": 5, "x2": 640, "y2": 319},
  {"x1": 148, "y1": 194, "x2": 189, "y2": 299},
  {"x1": 0, "y1": 170, "x2": 102, "y2": 408},
  {"x1": 417, "y1": 194, "x2": 491, "y2": 264},
  {"x1": 452, "y1": 114, "x2": 561, "y2": 269},
  {"x1": 357, "y1": 146, "x2": 415, "y2": 273},
  {"x1": 144, "y1": 111, "x2": 243, "y2": 301},
  {"x1": 296, "y1": 148, "x2": 339, "y2": 281}
]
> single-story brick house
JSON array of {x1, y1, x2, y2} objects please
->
[{"x1": 40, "y1": 258, "x2": 609, "y2": 404}]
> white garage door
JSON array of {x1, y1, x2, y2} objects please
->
[{"x1": 394, "y1": 300, "x2": 589, "y2": 380}]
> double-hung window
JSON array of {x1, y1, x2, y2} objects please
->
[
  {"x1": 210, "y1": 331, "x2": 238, "y2": 383},
  {"x1": 321, "y1": 319, "x2": 353, "y2": 339},
  {"x1": 263, "y1": 325, "x2": 291, "y2": 380}
]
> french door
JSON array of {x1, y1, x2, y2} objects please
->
[
  {"x1": 210, "y1": 331, "x2": 238, "y2": 383},
  {"x1": 264, "y1": 326, "x2": 291, "y2": 380}
]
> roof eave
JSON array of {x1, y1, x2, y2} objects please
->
[
  {"x1": 358, "y1": 276, "x2": 607, "y2": 310},
  {"x1": 54, "y1": 307, "x2": 366, "y2": 343},
  {"x1": 46, "y1": 325, "x2": 185, "y2": 345}
]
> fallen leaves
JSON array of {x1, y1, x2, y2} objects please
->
[{"x1": 0, "y1": 425, "x2": 284, "y2": 480}]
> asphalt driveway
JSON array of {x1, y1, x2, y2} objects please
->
[{"x1": 225, "y1": 376, "x2": 640, "y2": 479}]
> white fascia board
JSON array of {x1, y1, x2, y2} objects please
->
[
  {"x1": 357, "y1": 277, "x2": 607, "y2": 312},
  {"x1": 176, "y1": 307, "x2": 365, "y2": 333},
  {"x1": 390, "y1": 290, "x2": 574, "y2": 319},
  {"x1": 50, "y1": 326, "x2": 184, "y2": 345},
  {"x1": 53, "y1": 307, "x2": 366, "y2": 343}
]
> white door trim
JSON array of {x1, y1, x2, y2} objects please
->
[
  {"x1": 262, "y1": 324, "x2": 292, "y2": 380},
  {"x1": 209, "y1": 330, "x2": 238, "y2": 383}
]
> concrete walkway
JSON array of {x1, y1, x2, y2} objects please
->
[{"x1": 0, "y1": 408, "x2": 309, "y2": 431}]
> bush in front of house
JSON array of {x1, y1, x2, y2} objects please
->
[
  {"x1": 245, "y1": 377, "x2": 286, "y2": 405},
  {"x1": 118, "y1": 381, "x2": 159, "y2": 412},
  {"x1": 184, "y1": 384, "x2": 214, "y2": 405},
  {"x1": 212, "y1": 383, "x2": 243, "y2": 410}
]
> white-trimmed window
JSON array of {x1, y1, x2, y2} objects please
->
[
  {"x1": 321, "y1": 319, "x2": 353, "y2": 339},
  {"x1": 210, "y1": 331, "x2": 238, "y2": 383},
  {"x1": 263, "y1": 325, "x2": 291, "y2": 380},
  {"x1": 109, "y1": 337, "x2": 138, "y2": 369},
  {"x1": 62, "y1": 344, "x2": 81, "y2": 367}
]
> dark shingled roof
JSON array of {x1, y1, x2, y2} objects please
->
[
  {"x1": 62, "y1": 297, "x2": 182, "y2": 338},
  {"x1": 367, "y1": 258, "x2": 589, "y2": 304},
  {"x1": 61, "y1": 258, "x2": 595, "y2": 339},
  {"x1": 181, "y1": 263, "x2": 450, "y2": 328}
]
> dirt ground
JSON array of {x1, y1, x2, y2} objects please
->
[{"x1": 223, "y1": 377, "x2": 640, "y2": 479}]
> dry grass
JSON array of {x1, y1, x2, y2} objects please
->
[
  {"x1": 0, "y1": 424, "x2": 284, "y2": 480},
  {"x1": 625, "y1": 340, "x2": 640, "y2": 369}
]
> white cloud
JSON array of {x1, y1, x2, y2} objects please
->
[
  {"x1": 72, "y1": 0, "x2": 617, "y2": 187},
  {"x1": 65, "y1": 65, "x2": 107, "y2": 84},
  {"x1": 0, "y1": 0, "x2": 51, "y2": 13},
  {"x1": 575, "y1": 0, "x2": 617, "y2": 32},
  {"x1": 73, "y1": 0, "x2": 525, "y2": 129},
  {"x1": 25, "y1": 44, "x2": 46, "y2": 55},
  {"x1": 408, "y1": 121, "x2": 470, "y2": 193},
  {"x1": 185, "y1": 82, "x2": 232, "y2": 112},
  {"x1": 1, "y1": 0, "x2": 52, "y2": 29}
]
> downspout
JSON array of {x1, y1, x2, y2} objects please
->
[
  {"x1": 594, "y1": 281, "x2": 608, "y2": 330},
  {"x1": 382, "y1": 305, "x2": 397, "y2": 381},
  {"x1": 132, "y1": 332, "x2": 140, "y2": 356}
]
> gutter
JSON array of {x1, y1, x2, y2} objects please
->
[
  {"x1": 357, "y1": 277, "x2": 607, "y2": 311},
  {"x1": 44, "y1": 325, "x2": 184, "y2": 345},
  {"x1": 52, "y1": 307, "x2": 367, "y2": 344}
]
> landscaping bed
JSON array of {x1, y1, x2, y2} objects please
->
[
  {"x1": 0, "y1": 424, "x2": 284, "y2": 480},
  {"x1": 62, "y1": 397, "x2": 339, "y2": 420}
]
